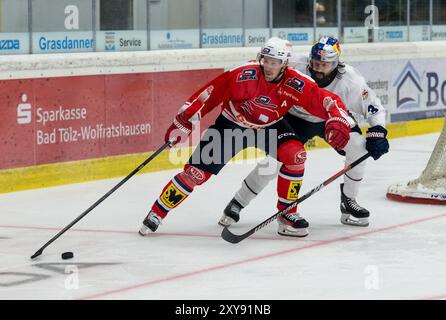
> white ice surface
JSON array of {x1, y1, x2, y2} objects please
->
[{"x1": 1, "y1": 133, "x2": 446, "y2": 300}]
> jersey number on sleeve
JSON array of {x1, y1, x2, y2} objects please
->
[{"x1": 368, "y1": 104, "x2": 379, "y2": 115}]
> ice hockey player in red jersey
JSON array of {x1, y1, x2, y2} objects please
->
[
  {"x1": 138, "y1": 37, "x2": 355, "y2": 238},
  {"x1": 219, "y1": 37, "x2": 389, "y2": 232}
]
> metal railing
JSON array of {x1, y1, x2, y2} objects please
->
[{"x1": 0, "y1": 0, "x2": 444, "y2": 55}]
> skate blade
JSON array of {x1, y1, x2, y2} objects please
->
[
  {"x1": 277, "y1": 225, "x2": 309, "y2": 238},
  {"x1": 138, "y1": 225, "x2": 152, "y2": 236},
  {"x1": 340, "y1": 214, "x2": 369, "y2": 227},
  {"x1": 218, "y1": 215, "x2": 236, "y2": 227}
]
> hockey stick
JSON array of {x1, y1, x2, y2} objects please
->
[
  {"x1": 221, "y1": 153, "x2": 370, "y2": 244},
  {"x1": 30, "y1": 140, "x2": 173, "y2": 259}
]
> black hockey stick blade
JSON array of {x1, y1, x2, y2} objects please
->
[
  {"x1": 30, "y1": 249, "x2": 43, "y2": 260},
  {"x1": 221, "y1": 153, "x2": 370, "y2": 244},
  {"x1": 221, "y1": 227, "x2": 253, "y2": 244},
  {"x1": 221, "y1": 211, "x2": 280, "y2": 243}
]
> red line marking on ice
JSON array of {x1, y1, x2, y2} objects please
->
[
  {"x1": 79, "y1": 212, "x2": 446, "y2": 300},
  {"x1": 0, "y1": 224, "x2": 218, "y2": 238},
  {"x1": 419, "y1": 294, "x2": 446, "y2": 300},
  {"x1": 0, "y1": 224, "x2": 319, "y2": 242}
]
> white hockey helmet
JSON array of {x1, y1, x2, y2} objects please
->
[{"x1": 258, "y1": 37, "x2": 292, "y2": 65}]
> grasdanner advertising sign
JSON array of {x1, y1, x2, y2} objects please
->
[
  {"x1": 96, "y1": 30, "x2": 148, "y2": 51},
  {"x1": 272, "y1": 28, "x2": 313, "y2": 45},
  {"x1": 0, "y1": 33, "x2": 29, "y2": 55},
  {"x1": 150, "y1": 29, "x2": 199, "y2": 50},
  {"x1": 373, "y1": 26, "x2": 407, "y2": 42},
  {"x1": 33, "y1": 31, "x2": 94, "y2": 53},
  {"x1": 351, "y1": 58, "x2": 446, "y2": 122},
  {"x1": 201, "y1": 28, "x2": 243, "y2": 48}
]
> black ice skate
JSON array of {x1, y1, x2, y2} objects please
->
[
  {"x1": 340, "y1": 183, "x2": 370, "y2": 227},
  {"x1": 277, "y1": 213, "x2": 309, "y2": 237},
  {"x1": 139, "y1": 211, "x2": 162, "y2": 236},
  {"x1": 218, "y1": 198, "x2": 243, "y2": 227}
]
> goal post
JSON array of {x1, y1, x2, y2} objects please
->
[{"x1": 386, "y1": 115, "x2": 446, "y2": 205}]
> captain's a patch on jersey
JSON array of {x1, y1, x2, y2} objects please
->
[
  {"x1": 160, "y1": 183, "x2": 187, "y2": 208},
  {"x1": 237, "y1": 69, "x2": 257, "y2": 81},
  {"x1": 285, "y1": 77, "x2": 305, "y2": 93}
]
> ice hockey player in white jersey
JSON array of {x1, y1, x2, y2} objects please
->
[{"x1": 219, "y1": 36, "x2": 389, "y2": 236}]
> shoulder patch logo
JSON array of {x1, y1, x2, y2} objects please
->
[
  {"x1": 362, "y1": 89, "x2": 369, "y2": 100},
  {"x1": 237, "y1": 69, "x2": 257, "y2": 81},
  {"x1": 285, "y1": 77, "x2": 305, "y2": 93}
]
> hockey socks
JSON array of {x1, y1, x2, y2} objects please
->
[
  {"x1": 151, "y1": 165, "x2": 212, "y2": 218},
  {"x1": 276, "y1": 140, "x2": 306, "y2": 214},
  {"x1": 277, "y1": 165, "x2": 303, "y2": 214}
]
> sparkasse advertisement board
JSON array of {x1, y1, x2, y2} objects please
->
[{"x1": 0, "y1": 70, "x2": 223, "y2": 171}]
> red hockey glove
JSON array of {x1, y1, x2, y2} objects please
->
[
  {"x1": 324, "y1": 117, "x2": 351, "y2": 151},
  {"x1": 164, "y1": 114, "x2": 192, "y2": 146}
]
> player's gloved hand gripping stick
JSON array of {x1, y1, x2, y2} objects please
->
[{"x1": 221, "y1": 153, "x2": 371, "y2": 244}]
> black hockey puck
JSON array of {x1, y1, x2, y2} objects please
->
[{"x1": 61, "y1": 252, "x2": 74, "y2": 260}]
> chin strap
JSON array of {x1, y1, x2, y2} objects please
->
[{"x1": 272, "y1": 66, "x2": 287, "y2": 83}]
